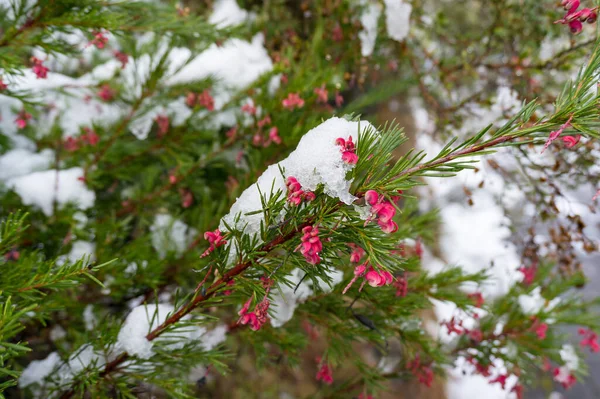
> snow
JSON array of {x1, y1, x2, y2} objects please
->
[
  {"x1": 6, "y1": 168, "x2": 95, "y2": 216},
  {"x1": 270, "y1": 267, "x2": 344, "y2": 328},
  {"x1": 560, "y1": 344, "x2": 580, "y2": 370},
  {"x1": 220, "y1": 117, "x2": 377, "y2": 238},
  {"x1": 517, "y1": 287, "x2": 561, "y2": 315},
  {"x1": 19, "y1": 352, "x2": 61, "y2": 388},
  {"x1": 209, "y1": 0, "x2": 255, "y2": 28},
  {"x1": 67, "y1": 241, "x2": 96, "y2": 264},
  {"x1": 358, "y1": 1, "x2": 382, "y2": 57},
  {"x1": 83, "y1": 305, "x2": 97, "y2": 331},
  {"x1": 150, "y1": 214, "x2": 196, "y2": 258},
  {"x1": 0, "y1": 148, "x2": 54, "y2": 180},
  {"x1": 116, "y1": 304, "x2": 228, "y2": 359},
  {"x1": 383, "y1": 0, "x2": 412, "y2": 42}
]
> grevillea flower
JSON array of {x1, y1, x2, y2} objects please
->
[
  {"x1": 407, "y1": 356, "x2": 433, "y2": 387},
  {"x1": 364, "y1": 190, "x2": 398, "y2": 233},
  {"x1": 349, "y1": 244, "x2": 365, "y2": 263},
  {"x1": 365, "y1": 266, "x2": 394, "y2": 287},
  {"x1": 553, "y1": 366, "x2": 577, "y2": 389},
  {"x1": 511, "y1": 384, "x2": 524, "y2": 399},
  {"x1": 113, "y1": 51, "x2": 129, "y2": 69},
  {"x1": 4, "y1": 249, "x2": 19, "y2": 261},
  {"x1": 268, "y1": 127, "x2": 282, "y2": 145},
  {"x1": 469, "y1": 329, "x2": 483, "y2": 342},
  {"x1": 241, "y1": 103, "x2": 257, "y2": 115},
  {"x1": 90, "y1": 31, "x2": 109, "y2": 49},
  {"x1": 535, "y1": 323, "x2": 549, "y2": 340},
  {"x1": 441, "y1": 316, "x2": 465, "y2": 335},
  {"x1": 31, "y1": 57, "x2": 48, "y2": 79},
  {"x1": 315, "y1": 361, "x2": 333, "y2": 385},
  {"x1": 562, "y1": 135, "x2": 581, "y2": 148},
  {"x1": 335, "y1": 91, "x2": 343, "y2": 107},
  {"x1": 342, "y1": 263, "x2": 367, "y2": 294},
  {"x1": 468, "y1": 292, "x2": 485, "y2": 308},
  {"x1": 297, "y1": 225, "x2": 322, "y2": 265},
  {"x1": 15, "y1": 110, "x2": 32, "y2": 129},
  {"x1": 179, "y1": 188, "x2": 193, "y2": 208},
  {"x1": 257, "y1": 115, "x2": 271, "y2": 128},
  {"x1": 394, "y1": 275, "x2": 408, "y2": 297},
  {"x1": 578, "y1": 328, "x2": 600, "y2": 352},
  {"x1": 542, "y1": 115, "x2": 573, "y2": 153},
  {"x1": 0, "y1": 78, "x2": 6, "y2": 91},
  {"x1": 518, "y1": 264, "x2": 537, "y2": 285},
  {"x1": 335, "y1": 136, "x2": 358, "y2": 164},
  {"x1": 314, "y1": 85, "x2": 328, "y2": 103},
  {"x1": 285, "y1": 176, "x2": 315, "y2": 206},
  {"x1": 282, "y1": 92, "x2": 305, "y2": 110},
  {"x1": 489, "y1": 374, "x2": 509, "y2": 389},
  {"x1": 81, "y1": 127, "x2": 99, "y2": 146},
  {"x1": 197, "y1": 90, "x2": 215, "y2": 111},
  {"x1": 201, "y1": 229, "x2": 227, "y2": 257},
  {"x1": 98, "y1": 84, "x2": 115, "y2": 102},
  {"x1": 154, "y1": 115, "x2": 170, "y2": 137},
  {"x1": 555, "y1": 1, "x2": 597, "y2": 34},
  {"x1": 185, "y1": 92, "x2": 196, "y2": 108},
  {"x1": 64, "y1": 136, "x2": 79, "y2": 152}
]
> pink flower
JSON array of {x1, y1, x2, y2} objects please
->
[
  {"x1": 201, "y1": 229, "x2": 227, "y2": 257},
  {"x1": 238, "y1": 294, "x2": 270, "y2": 331},
  {"x1": 285, "y1": 176, "x2": 315, "y2": 206},
  {"x1": 268, "y1": 127, "x2": 282, "y2": 145},
  {"x1": 553, "y1": 366, "x2": 577, "y2": 389},
  {"x1": 518, "y1": 265, "x2": 537, "y2": 285},
  {"x1": 241, "y1": 103, "x2": 257, "y2": 115},
  {"x1": 98, "y1": 84, "x2": 115, "y2": 101},
  {"x1": 316, "y1": 362, "x2": 333, "y2": 385},
  {"x1": 90, "y1": 31, "x2": 109, "y2": 49},
  {"x1": 511, "y1": 384, "x2": 523, "y2": 399},
  {"x1": 113, "y1": 51, "x2": 129, "y2": 69},
  {"x1": 154, "y1": 115, "x2": 170, "y2": 137},
  {"x1": 335, "y1": 136, "x2": 358, "y2": 165},
  {"x1": 180, "y1": 188, "x2": 193, "y2": 208},
  {"x1": 441, "y1": 316, "x2": 465, "y2": 335},
  {"x1": 562, "y1": 135, "x2": 581, "y2": 148},
  {"x1": 297, "y1": 225, "x2": 322, "y2": 265},
  {"x1": 365, "y1": 190, "x2": 379, "y2": 206},
  {"x1": 594, "y1": 189, "x2": 600, "y2": 201},
  {"x1": 394, "y1": 275, "x2": 408, "y2": 297},
  {"x1": 407, "y1": 356, "x2": 433, "y2": 387},
  {"x1": 314, "y1": 85, "x2": 328, "y2": 103},
  {"x1": 282, "y1": 92, "x2": 305, "y2": 110},
  {"x1": 555, "y1": 1, "x2": 596, "y2": 35},
  {"x1": 365, "y1": 267, "x2": 394, "y2": 287},
  {"x1": 364, "y1": 190, "x2": 399, "y2": 233},
  {"x1": 31, "y1": 57, "x2": 48, "y2": 79},
  {"x1": 468, "y1": 292, "x2": 485, "y2": 308},
  {"x1": 257, "y1": 115, "x2": 271, "y2": 128},
  {"x1": 489, "y1": 374, "x2": 509, "y2": 390},
  {"x1": 542, "y1": 115, "x2": 573, "y2": 153},
  {"x1": 197, "y1": 90, "x2": 215, "y2": 111},
  {"x1": 342, "y1": 263, "x2": 368, "y2": 294},
  {"x1": 349, "y1": 244, "x2": 365, "y2": 263},
  {"x1": 331, "y1": 24, "x2": 343, "y2": 42},
  {"x1": 15, "y1": 110, "x2": 32, "y2": 129},
  {"x1": 335, "y1": 91, "x2": 344, "y2": 107},
  {"x1": 535, "y1": 323, "x2": 548, "y2": 339},
  {"x1": 64, "y1": 136, "x2": 80, "y2": 152},
  {"x1": 469, "y1": 329, "x2": 483, "y2": 342},
  {"x1": 579, "y1": 328, "x2": 600, "y2": 352},
  {"x1": 82, "y1": 127, "x2": 99, "y2": 146},
  {"x1": 0, "y1": 78, "x2": 7, "y2": 91},
  {"x1": 185, "y1": 92, "x2": 197, "y2": 107},
  {"x1": 169, "y1": 174, "x2": 177, "y2": 185}
]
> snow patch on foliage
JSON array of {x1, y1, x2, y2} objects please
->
[
  {"x1": 19, "y1": 352, "x2": 61, "y2": 389},
  {"x1": 221, "y1": 117, "x2": 376, "y2": 238},
  {"x1": 358, "y1": 1, "x2": 382, "y2": 57},
  {"x1": 0, "y1": 148, "x2": 54, "y2": 180},
  {"x1": 271, "y1": 267, "x2": 343, "y2": 328},
  {"x1": 383, "y1": 0, "x2": 412, "y2": 42},
  {"x1": 6, "y1": 168, "x2": 95, "y2": 216},
  {"x1": 209, "y1": 0, "x2": 255, "y2": 28},
  {"x1": 116, "y1": 304, "x2": 227, "y2": 359},
  {"x1": 150, "y1": 214, "x2": 196, "y2": 258},
  {"x1": 518, "y1": 287, "x2": 561, "y2": 315}
]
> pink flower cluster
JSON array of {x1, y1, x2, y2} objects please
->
[
  {"x1": 90, "y1": 31, "x2": 109, "y2": 49},
  {"x1": 553, "y1": 366, "x2": 577, "y2": 389},
  {"x1": 349, "y1": 243, "x2": 365, "y2": 263},
  {"x1": 201, "y1": 229, "x2": 227, "y2": 258},
  {"x1": 555, "y1": 1, "x2": 597, "y2": 34},
  {"x1": 113, "y1": 50, "x2": 129, "y2": 69},
  {"x1": 285, "y1": 176, "x2": 316, "y2": 206},
  {"x1": 98, "y1": 84, "x2": 115, "y2": 102},
  {"x1": 542, "y1": 115, "x2": 573, "y2": 153},
  {"x1": 31, "y1": 57, "x2": 48, "y2": 79},
  {"x1": 335, "y1": 136, "x2": 358, "y2": 164},
  {"x1": 579, "y1": 328, "x2": 600, "y2": 352},
  {"x1": 0, "y1": 78, "x2": 7, "y2": 91},
  {"x1": 15, "y1": 110, "x2": 32, "y2": 129},
  {"x1": 251, "y1": 114, "x2": 282, "y2": 147},
  {"x1": 64, "y1": 128, "x2": 100, "y2": 152},
  {"x1": 364, "y1": 190, "x2": 398, "y2": 233},
  {"x1": 518, "y1": 264, "x2": 537, "y2": 285},
  {"x1": 343, "y1": 262, "x2": 394, "y2": 294},
  {"x1": 154, "y1": 115, "x2": 170, "y2": 137},
  {"x1": 314, "y1": 85, "x2": 328, "y2": 104},
  {"x1": 282, "y1": 92, "x2": 305, "y2": 110},
  {"x1": 297, "y1": 225, "x2": 322, "y2": 265},
  {"x1": 562, "y1": 134, "x2": 581, "y2": 148},
  {"x1": 394, "y1": 275, "x2": 408, "y2": 297},
  {"x1": 238, "y1": 294, "x2": 270, "y2": 331},
  {"x1": 186, "y1": 90, "x2": 215, "y2": 111},
  {"x1": 407, "y1": 355, "x2": 433, "y2": 387},
  {"x1": 315, "y1": 360, "x2": 333, "y2": 385}
]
